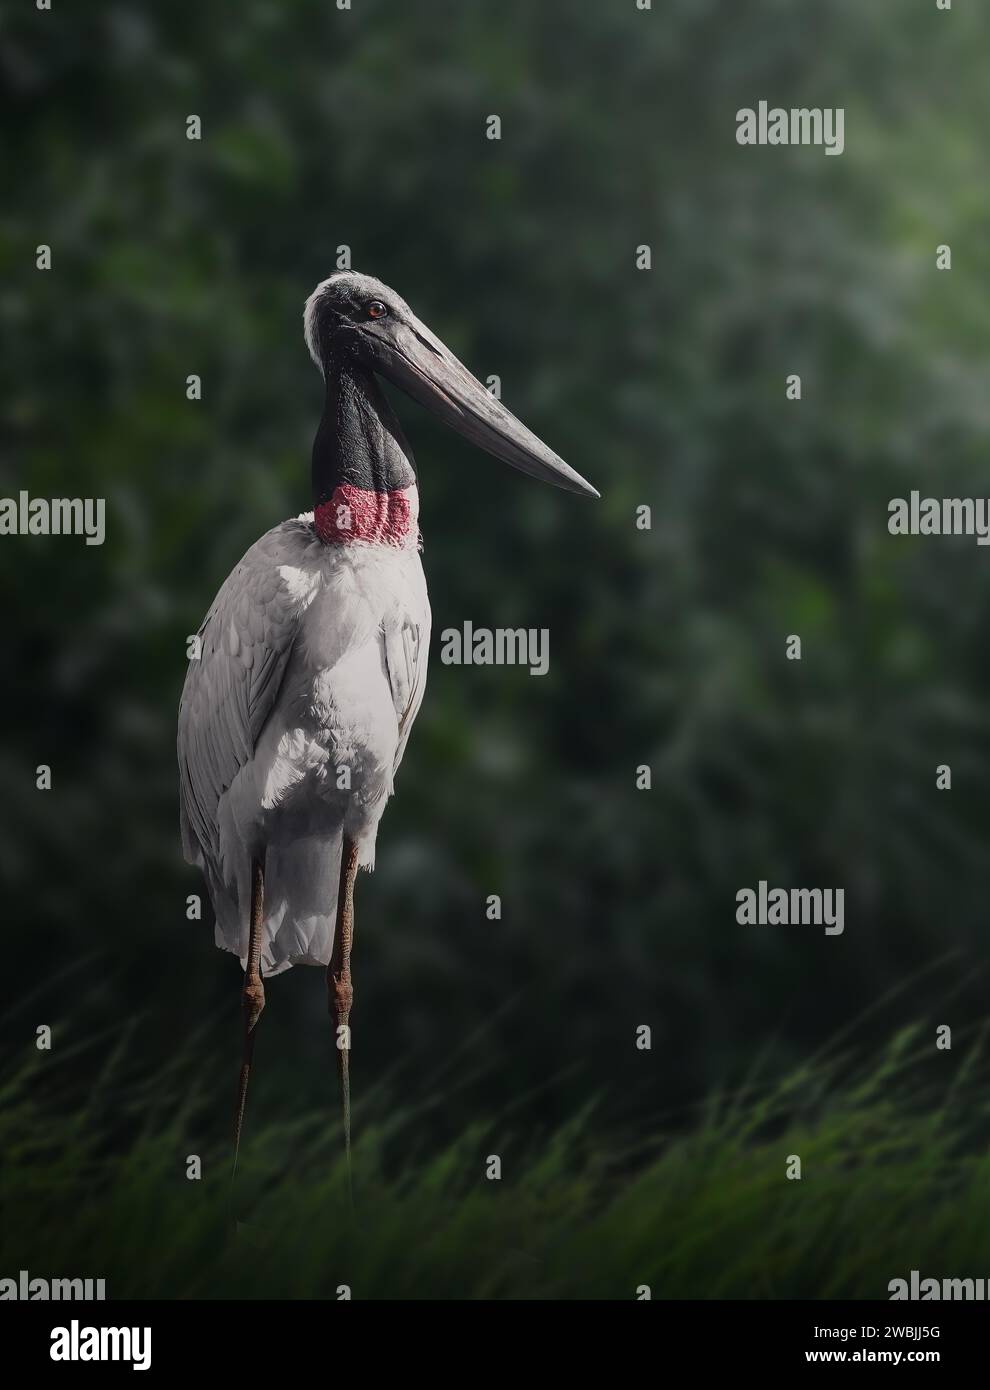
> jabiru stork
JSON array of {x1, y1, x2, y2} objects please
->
[{"x1": 177, "y1": 272, "x2": 599, "y2": 1171}]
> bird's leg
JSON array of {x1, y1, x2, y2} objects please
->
[
  {"x1": 328, "y1": 838, "x2": 360, "y2": 1171},
  {"x1": 232, "y1": 858, "x2": 266, "y2": 1175}
]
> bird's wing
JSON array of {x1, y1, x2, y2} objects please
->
[
  {"x1": 382, "y1": 580, "x2": 431, "y2": 782},
  {"x1": 177, "y1": 518, "x2": 323, "y2": 869}
]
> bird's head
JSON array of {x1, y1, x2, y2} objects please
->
[{"x1": 303, "y1": 271, "x2": 599, "y2": 499}]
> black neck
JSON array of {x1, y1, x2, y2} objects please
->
[{"x1": 312, "y1": 358, "x2": 417, "y2": 507}]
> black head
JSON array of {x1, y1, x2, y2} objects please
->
[{"x1": 304, "y1": 271, "x2": 599, "y2": 499}]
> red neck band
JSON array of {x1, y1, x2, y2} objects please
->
[{"x1": 313, "y1": 483, "x2": 419, "y2": 549}]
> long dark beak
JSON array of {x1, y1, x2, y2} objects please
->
[{"x1": 365, "y1": 315, "x2": 600, "y2": 499}]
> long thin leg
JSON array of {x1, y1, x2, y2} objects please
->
[
  {"x1": 232, "y1": 858, "x2": 265, "y2": 1175},
  {"x1": 328, "y1": 838, "x2": 360, "y2": 1174}
]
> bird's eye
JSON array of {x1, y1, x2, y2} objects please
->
[{"x1": 366, "y1": 300, "x2": 388, "y2": 320}]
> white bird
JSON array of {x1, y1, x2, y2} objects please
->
[{"x1": 177, "y1": 271, "x2": 599, "y2": 1169}]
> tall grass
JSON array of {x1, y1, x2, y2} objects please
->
[{"x1": 2, "y1": 1021, "x2": 989, "y2": 1300}]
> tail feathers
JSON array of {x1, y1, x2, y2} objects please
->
[{"x1": 210, "y1": 832, "x2": 344, "y2": 977}]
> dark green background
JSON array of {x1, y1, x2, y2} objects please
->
[{"x1": 3, "y1": 0, "x2": 989, "y2": 1299}]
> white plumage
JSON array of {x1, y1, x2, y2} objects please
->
[
  {"x1": 177, "y1": 270, "x2": 597, "y2": 1162},
  {"x1": 178, "y1": 509, "x2": 429, "y2": 977}
]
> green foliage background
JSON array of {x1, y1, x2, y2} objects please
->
[{"x1": 2, "y1": 0, "x2": 989, "y2": 1297}]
